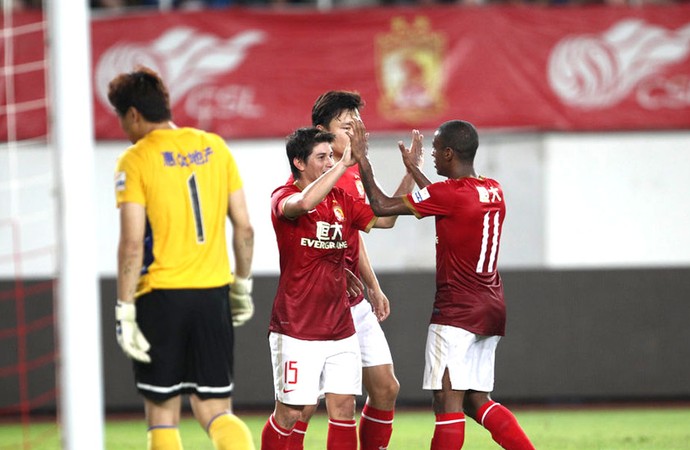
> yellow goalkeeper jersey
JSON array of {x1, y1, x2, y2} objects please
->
[{"x1": 114, "y1": 127, "x2": 243, "y2": 296}]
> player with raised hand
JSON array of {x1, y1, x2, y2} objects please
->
[
  {"x1": 348, "y1": 118, "x2": 535, "y2": 450},
  {"x1": 110, "y1": 66, "x2": 256, "y2": 450},
  {"x1": 261, "y1": 127, "x2": 399, "y2": 450},
  {"x1": 285, "y1": 91, "x2": 420, "y2": 450}
]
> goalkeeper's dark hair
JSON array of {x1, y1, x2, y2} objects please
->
[
  {"x1": 107, "y1": 66, "x2": 172, "y2": 122},
  {"x1": 286, "y1": 127, "x2": 335, "y2": 179},
  {"x1": 437, "y1": 120, "x2": 479, "y2": 162},
  {"x1": 312, "y1": 91, "x2": 364, "y2": 128}
]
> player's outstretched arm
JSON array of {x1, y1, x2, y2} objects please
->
[
  {"x1": 282, "y1": 145, "x2": 353, "y2": 219},
  {"x1": 348, "y1": 119, "x2": 412, "y2": 219},
  {"x1": 375, "y1": 129, "x2": 427, "y2": 227}
]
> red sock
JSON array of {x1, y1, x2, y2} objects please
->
[
  {"x1": 261, "y1": 414, "x2": 292, "y2": 450},
  {"x1": 359, "y1": 404, "x2": 394, "y2": 450},
  {"x1": 326, "y1": 418, "x2": 357, "y2": 450},
  {"x1": 286, "y1": 420, "x2": 308, "y2": 450},
  {"x1": 476, "y1": 401, "x2": 535, "y2": 450},
  {"x1": 430, "y1": 412, "x2": 465, "y2": 450}
]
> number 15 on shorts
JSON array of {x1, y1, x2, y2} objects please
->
[{"x1": 283, "y1": 361, "x2": 298, "y2": 393}]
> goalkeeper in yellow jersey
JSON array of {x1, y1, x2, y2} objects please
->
[{"x1": 109, "y1": 66, "x2": 256, "y2": 450}]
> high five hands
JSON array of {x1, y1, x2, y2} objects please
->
[
  {"x1": 348, "y1": 119, "x2": 424, "y2": 175},
  {"x1": 347, "y1": 118, "x2": 369, "y2": 162},
  {"x1": 399, "y1": 129, "x2": 424, "y2": 173}
]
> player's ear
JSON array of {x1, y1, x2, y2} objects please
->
[
  {"x1": 293, "y1": 157, "x2": 306, "y2": 172},
  {"x1": 315, "y1": 124, "x2": 326, "y2": 132},
  {"x1": 127, "y1": 106, "x2": 141, "y2": 122}
]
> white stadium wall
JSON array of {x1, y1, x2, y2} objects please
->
[{"x1": 3, "y1": 130, "x2": 689, "y2": 278}]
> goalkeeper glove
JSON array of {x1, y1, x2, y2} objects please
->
[
  {"x1": 115, "y1": 301, "x2": 151, "y2": 363},
  {"x1": 230, "y1": 276, "x2": 254, "y2": 327}
]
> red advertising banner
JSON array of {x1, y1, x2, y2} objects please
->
[{"x1": 3, "y1": 5, "x2": 690, "y2": 141}]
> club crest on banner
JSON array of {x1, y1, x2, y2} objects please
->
[{"x1": 376, "y1": 16, "x2": 447, "y2": 123}]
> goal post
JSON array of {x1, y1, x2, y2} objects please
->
[{"x1": 47, "y1": 1, "x2": 105, "y2": 448}]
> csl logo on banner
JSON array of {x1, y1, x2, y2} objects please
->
[
  {"x1": 375, "y1": 16, "x2": 447, "y2": 123},
  {"x1": 548, "y1": 19, "x2": 690, "y2": 110},
  {"x1": 94, "y1": 27, "x2": 266, "y2": 124}
]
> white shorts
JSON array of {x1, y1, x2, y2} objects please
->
[
  {"x1": 422, "y1": 324, "x2": 501, "y2": 393},
  {"x1": 269, "y1": 332, "x2": 362, "y2": 405},
  {"x1": 351, "y1": 300, "x2": 393, "y2": 368}
]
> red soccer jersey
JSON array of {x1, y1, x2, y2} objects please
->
[
  {"x1": 335, "y1": 165, "x2": 367, "y2": 306},
  {"x1": 404, "y1": 177, "x2": 507, "y2": 336},
  {"x1": 288, "y1": 166, "x2": 367, "y2": 306},
  {"x1": 270, "y1": 182, "x2": 376, "y2": 340}
]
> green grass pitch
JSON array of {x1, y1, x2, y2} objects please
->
[{"x1": 1, "y1": 406, "x2": 689, "y2": 449}]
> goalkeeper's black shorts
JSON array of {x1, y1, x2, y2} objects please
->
[{"x1": 132, "y1": 286, "x2": 234, "y2": 402}]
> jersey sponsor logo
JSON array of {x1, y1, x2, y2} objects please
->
[
  {"x1": 115, "y1": 171, "x2": 126, "y2": 191},
  {"x1": 161, "y1": 147, "x2": 213, "y2": 167},
  {"x1": 476, "y1": 186, "x2": 502, "y2": 203},
  {"x1": 316, "y1": 220, "x2": 343, "y2": 241},
  {"x1": 94, "y1": 27, "x2": 266, "y2": 121},
  {"x1": 548, "y1": 19, "x2": 690, "y2": 110},
  {"x1": 300, "y1": 238, "x2": 348, "y2": 250},
  {"x1": 301, "y1": 219, "x2": 348, "y2": 249},
  {"x1": 412, "y1": 187, "x2": 430, "y2": 204},
  {"x1": 282, "y1": 388, "x2": 296, "y2": 393},
  {"x1": 376, "y1": 16, "x2": 447, "y2": 123}
]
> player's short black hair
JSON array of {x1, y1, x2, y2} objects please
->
[
  {"x1": 107, "y1": 66, "x2": 172, "y2": 122},
  {"x1": 311, "y1": 91, "x2": 364, "y2": 128},
  {"x1": 286, "y1": 127, "x2": 336, "y2": 179},
  {"x1": 437, "y1": 120, "x2": 479, "y2": 161}
]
